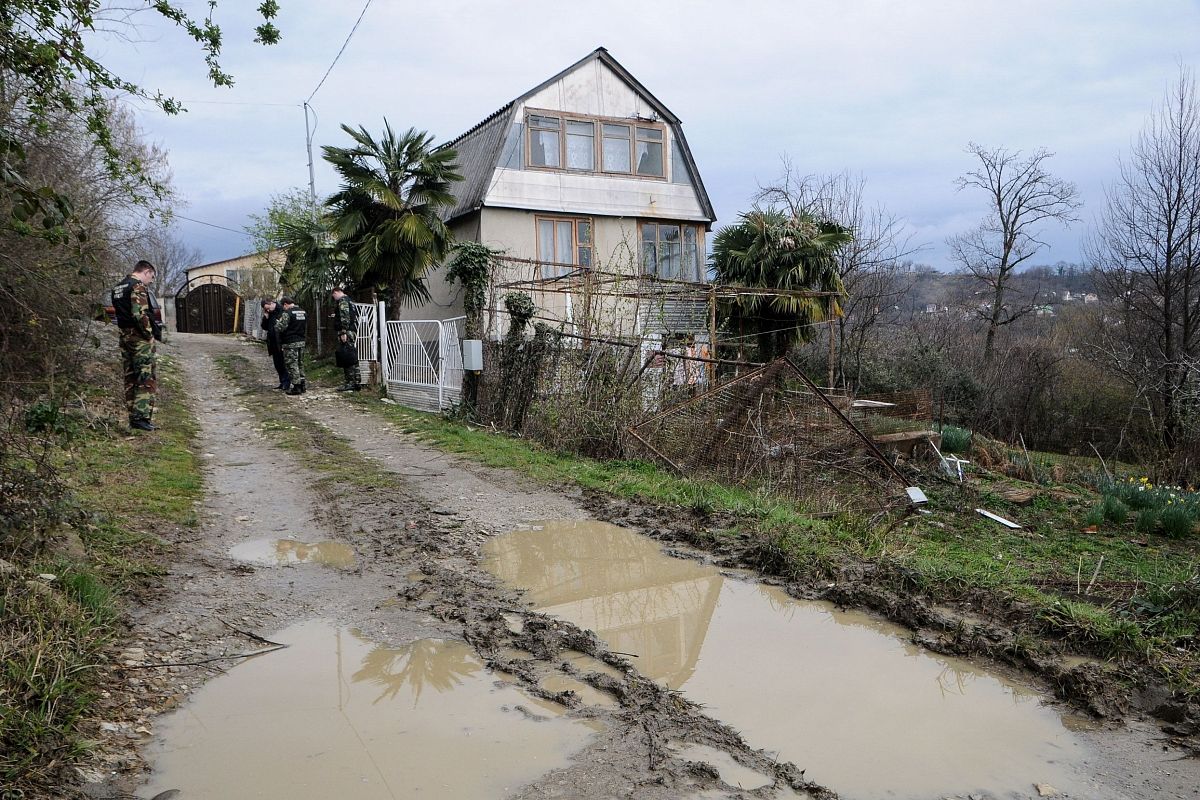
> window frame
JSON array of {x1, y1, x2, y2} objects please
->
[
  {"x1": 639, "y1": 221, "x2": 706, "y2": 282},
  {"x1": 524, "y1": 108, "x2": 668, "y2": 180},
  {"x1": 534, "y1": 215, "x2": 595, "y2": 278}
]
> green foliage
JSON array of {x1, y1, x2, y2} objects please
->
[
  {"x1": 1160, "y1": 506, "x2": 1196, "y2": 539},
  {"x1": 323, "y1": 123, "x2": 462, "y2": 307},
  {"x1": 503, "y1": 291, "x2": 536, "y2": 333},
  {"x1": 1084, "y1": 504, "x2": 1104, "y2": 527},
  {"x1": 446, "y1": 242, "x2": 501, "y2": 339},
  {"x1": 1102, "y1": 494, "x2": 1129, "y2": 524},
  {"x1": 710, "y1": 207, "x2": 850, "y2": 361},
  {"x1": 938, "y1": 424, "x2": 973, "y2": 454},
  {"x1": 1135, "y1": 508, "x2": 1160, "y2": 534},
  {"x1": 23, "y1": 399, "x2": 77, "y2": 438}
]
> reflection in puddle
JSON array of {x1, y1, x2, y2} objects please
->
[
  {"x1": 229, "y1": 538, "x2": 356, "y2": 569},
  {"x1": 483, "y1": 520, "x2": 1106, "y2": 800},
  {"x1": 144, "y1": 621, "x2": 597, "y2": 799}
]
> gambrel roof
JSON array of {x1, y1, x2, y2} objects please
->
[{"x1": 441, "y1": 47, "x2": 715, "y2": 224}]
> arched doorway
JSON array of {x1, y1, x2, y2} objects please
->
[{"x1": 175, "y1": 276, "x2": 243, "y2": 334}]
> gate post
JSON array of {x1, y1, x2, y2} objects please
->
[
  {"x1": 435, "y1": 319, "x2": 445, "y2": 410},
  {"x1": 378, "y1": 301, "x2": 388, "y2": 392}
]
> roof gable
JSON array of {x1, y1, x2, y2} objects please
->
[{"x1": 442, "y1": 48, "x2": 714, "y2": 223}]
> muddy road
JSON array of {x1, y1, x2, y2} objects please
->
[{"x1": 90, "y1": 334, "x2": 1199, "y2": 800}]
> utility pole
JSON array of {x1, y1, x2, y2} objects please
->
[{"x1": 303, "y1": 102, "x2": 323, "y2": 354}]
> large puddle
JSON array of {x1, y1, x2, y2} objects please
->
[
  {"x1": 229, "y1": 538, "x2": 357, "y2": 569},
  {"x1": 144, "y1": 620, "x2": 598, "y2": 799},
  {"x1": 483, "y1": 520, "x2": 1107, "y2": 800}
]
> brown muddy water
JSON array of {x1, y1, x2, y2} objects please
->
[
  {"x1": 229, "y1": 538, "x2": 357, "y2": 569},
  {"x1": 143, "y1": 620, "x2": 599, "y2": 799},
  {"x1": 482, "y1": 520, "x2": 1109, "y2": 800}
]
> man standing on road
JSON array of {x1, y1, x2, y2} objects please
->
[
  {"x1": 274, "y1": 297, "x2": 308, "y2": 395},
  {"x1": 260, "y1": 299, "x2": 289, "y2": 391},
  {"x1": 332, "y1": 287, "x2": 361, "y2": 392},
  {"x1": 112, "y1": 260, "x2": 161, "y2": 431}
]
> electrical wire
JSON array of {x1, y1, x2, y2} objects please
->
[
  {"x1": 173, "y1": 214, "x2": 251, "y2": 236},
  {"x1": 306, "y1": 0, "x2": 374, "y2": 104}
]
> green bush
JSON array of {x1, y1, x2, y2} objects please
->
[
  {"x1": 1159, "y1": 506, "x2": 1195, "y2": 539},
  {"x1": 1135, "y1": 508, "x2": 1160, "y2": 535},
  {"x1": 1084, "y1": 505, "x2": 1105, "y2": 527},
  {"x1": 938, "y1": 425, "x2": 972, "y2": 454},
  {"x1": 1102, "y1": 495, "x2": 1129, "y2": 524}
]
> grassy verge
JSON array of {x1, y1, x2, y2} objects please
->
[
  {"x1": 1, "y1": 353, "x2": 201, "y2": 795},
  {"x1": 335, "y1": 387, "x2": 1200, "y2": 697}
]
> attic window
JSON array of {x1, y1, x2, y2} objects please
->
[{"x1": 525, "y1": 109, "x2": 666, "y2": 179}]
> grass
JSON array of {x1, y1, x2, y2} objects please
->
[
  {"x1": 1, "y1": 353, "x2": 202, "y2": 795},
  {"x1": 331, "y1": 385, "x2": 1200, "y2": 697}
]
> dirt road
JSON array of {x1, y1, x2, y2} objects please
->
[{"x1": 87, "y1": 334, "x2": 1200, "y2": 800}]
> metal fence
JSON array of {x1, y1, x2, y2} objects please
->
[{"x1": 383, "y1": 316, "x2": 465, "y2": 412}]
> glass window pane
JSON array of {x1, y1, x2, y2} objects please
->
[
  {"x1": 603, "y1": 136, "x2": 631, "y2": 172},
  {"x1": 683, "y1": 228, "x2": 698, "y2": 281},
  {"x1": 577, "y1": 221, "x2": 592, "y2": 245},
  {"x1": 602, "y1": 123, "x2": 630, "y2": 137},
  {"x1": 642, "y1": 241, "x2": 657, "y2": 275},
  {"x1": 566, "y1": 133, "x2": 593, "y2": 169},
  {"x1": 538, "y1": 220, "x2": 555, "y2": 278},
  {"x1": 530, "y1": 129, "x2": 560, "y2": 167},
  {"x1": 636, "y1": 140, "x2": 663, "y2": 176},
  {"x1": 578, "y1": 247, "x2": 592, "y2": 267},
  {"x1": 566, "y1": 120, "x2": 594, "y2": 135},
  {"x1": 642, "y1": 223, "x2": 657, "y2": 242},
  {"x1": 556, "y1": 221, "x2": 573, "y2": 265},
  {"x1": 661, "y1": 225, "x2": 680, "y2": 242},
  {"x1": 636, "y1": 127, "x2": 663, "y2": 141},
  {"x1": 530, "y1": 114, "x2": 560, "y2": 128},
  {"x1": 663, "y1": 242, "x2": 682, "y2": 279}
]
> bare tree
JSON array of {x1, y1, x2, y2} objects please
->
[
  {"x1": 1090, "y1": 70, "x2": 1200, "y2": 454},
  {"x1": 949, "y1": 143, "x2": 1081, "y2": 363},
  {"x1": 142, "y1": 223, "x2": 203, "y2": 298},
  {"x1": 758, "y1": 165, "x2": 920, "y2": 389}
]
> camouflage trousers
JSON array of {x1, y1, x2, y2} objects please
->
[
  {"x1": 120, "y1": 331, "x2": 157, "y2": 422},
  {"x1": 340, "y1": 331, "x2": 359, "y2": 385},
  {"x1": 282, "y1": 342, "x2": 306, "y2": 386}
]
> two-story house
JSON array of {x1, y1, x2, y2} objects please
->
[{"x1": 402, "y1": 47, "x2": 716, "y2": 342}]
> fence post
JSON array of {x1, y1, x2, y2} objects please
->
[
  {"x1": 436, "y1": 319, "x2": 445, "y2": 410},
  {"x1": 378, "y1": 301, "x2": 388, "y2": 392}
]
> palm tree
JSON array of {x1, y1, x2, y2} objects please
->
[
  {"x1": 710, "y1": 208, "x2": 851, "y2": 362},
  {"x1": 323, "y1": 122, "x2": 461, "y2": 309}
]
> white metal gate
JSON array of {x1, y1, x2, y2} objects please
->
[
  {"x1": 353, "y1": 302, "x2": 377, "y2": 384},
  {"x1": 382, "y1": 316, "x2": 465, "y2": 412}
]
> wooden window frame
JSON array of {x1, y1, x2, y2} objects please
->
[
  {"x1": 639, "y1": 221, "x2": 706, "y2": 282},
  {"x1": 524, "y1": 107, "x2": 668, "y2": 181},
  {"x1": 535, "y1": 215, "x2": 595, "y2": 276}
]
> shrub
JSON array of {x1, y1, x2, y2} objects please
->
[
  {"x1": 1102, "y1": 495, "x2": 1129, "y2": 524},
  {"x1": 1084, "y1": 505, "x2": 1104, "y2": 527},
  {"x1": 1135, "y1": 508, "x2": 1160, "y2": 535},
  {"x1": 938, "y1": 425, "x2": 972, "y2": 454},
  {"x1": 1159, "y1": 506, "x2": 1195, "y2": 539}
]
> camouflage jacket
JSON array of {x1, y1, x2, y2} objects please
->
[
  {"x1": 113, "y1": 275, "x2": 155, "y2": 340},
  {"x1": 334, "y1": 296, "x2": 357, "y2": 333}
]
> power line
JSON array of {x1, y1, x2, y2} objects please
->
[
  {"x1": 178, "y1": 100, "x2": 300, "y2": 108},
  {"x1": 173, "y1": 214, "x2": 250, "y2": 236},
  {"x1": 306, "y1": 0, "x2": 373, "y2": 104}
]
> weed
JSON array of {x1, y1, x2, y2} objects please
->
[
  {"x1": 1135, "y1": 508, "x2": 1160, "y2": 535},
  {"x1": 1102, "y1": 495, "x2": 1129, "y2": 524},
  {"x1": 1084, "y1": 505, "x2": 1104, "y2": 527},
  {"x1": 938, "y1": 424, "x2": 973, "y2": 454},
  {"x1": 1160, "y1": 506, "x2": 1196, "y2": 539}
]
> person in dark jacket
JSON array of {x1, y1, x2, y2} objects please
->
[
  {"x1": 274, "y1": 297, "x2": 308, "y2": 395},
  {"x1": 260, "y1": 299, "x2": 290, "y2": 390}
]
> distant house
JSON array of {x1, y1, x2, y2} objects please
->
[
  {"x1": 183, "y1": 250, "x2": 283, "y2": 298},
  {"x1": 402, "y1": 47, "x2": 716, "y2": 342},
  {"x1": 177, "y1": 250, "x2": 283, "y2": 335}
]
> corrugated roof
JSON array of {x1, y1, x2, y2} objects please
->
[
  {"x1": 440, "y1": 47, "x2": 715, "y2": 225},
  {"x1": 441, "y1": 102, "x2": 515, "y2": 222}
]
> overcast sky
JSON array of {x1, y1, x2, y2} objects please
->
[{"x1": 95, "y1": 0, "x2": 1200, "y2": 269}]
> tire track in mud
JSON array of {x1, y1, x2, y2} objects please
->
[{"x1": 150, "y1": 335, "x2": 821, "y2": 800}]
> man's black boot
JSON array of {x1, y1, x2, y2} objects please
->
[
  {"x1": 299, "y1": 381, "x2": 307, "y2": 394},
  {"x1": 131, "y1": 419, "x2": 157, "y2": 431},
  {"x1": 336, "y1": 383, "x2": 353, "y2": 392},
  {"x1": 286, "y1": 385, "x2": 303, "y2": 396}
]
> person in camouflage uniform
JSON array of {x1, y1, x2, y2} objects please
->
[
  {"x1": 274, "y1": 297, "x2": 308, "y2": 395},
  {"x1": 112, "y1": 260, "x2": 161, "y2": 431},
  {"x1": 332, "y1": 287, "x2": 360, "y2": 392}
]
